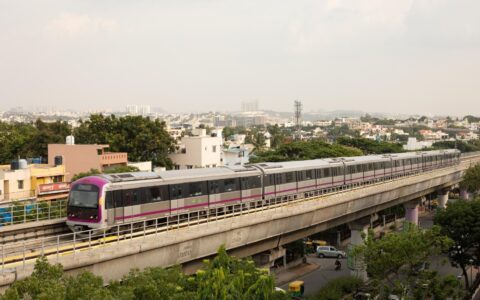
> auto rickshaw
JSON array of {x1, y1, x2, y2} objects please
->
[
  {"x1": 304, "y1": 239, "x2": 327, "y2": 254},
  {"x1": 288, "y1": 280, "x2": 305, "y2": 298}
]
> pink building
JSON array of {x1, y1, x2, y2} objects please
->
[{"x1": 48, "y1": 144, "x2": 128, "y2": 182}]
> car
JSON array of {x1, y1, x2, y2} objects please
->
[{"x1": 316, "y1": 245, "x2": 346, "y2": 258}]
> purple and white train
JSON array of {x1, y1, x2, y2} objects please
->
[{"x1": 66, "y1": 149, "x2": 460, "y2": 232}]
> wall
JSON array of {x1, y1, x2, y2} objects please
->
[
  {"x1": 48, "y1": 144, "x2": 105, "y2": 182},
  {"x1": 169, "y1": 135, "x2": 223, "y2": 169},
  {"x1": 0, "y1": 168, "x2": 32, "y2": 202}
]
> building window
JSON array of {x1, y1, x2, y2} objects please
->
[
  {"x1": 187, "y1": 165, "x2": 193, "y2": 169},
  {"x1": 18, "y1": 180, "x2": 24, "y2": 189},
  {"x1": 212, "y1": 145, "x2": 217, "y2": 153},
  {"x1": 174, "y1": 165, "x2": 180, "y2": 170}
]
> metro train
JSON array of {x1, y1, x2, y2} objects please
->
[{"x1": 66, "y1": 149, "x2": 460, "y2": 232}]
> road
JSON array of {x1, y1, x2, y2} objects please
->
[{"x1": 279, "y1": 256, "x2": 350, "y2": 296}]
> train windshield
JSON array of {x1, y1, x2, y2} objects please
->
[{"x1": 68, "y1": 184, "x2": 99, "y2": 208}]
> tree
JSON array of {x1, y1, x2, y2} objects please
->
[
  {"x1": 337, "y1": 137, "x2": 404, "y2": 154},
  {"x1": 71, "y1": 169, "x2": 102, "y2": 182},
  {"x1": 2, "y1": 247, "x2": 287, "y2": 300},
  {"x1": 0, "y1": 119, "x2": 72, "y2": 164},
  {"x1": 353, "y1": 225, "x2": 460, "y2": 298},
  {"x1": 74, "y1": 114, "x2": 175, "y2": 168},
  {"x1": 250, "y1": 139, "x2": 363, "y2": 163},
  {"x1": 459, "y1": 163, "x2": 480, "y2": 193},
  {"x1": 434, "y1": 199, "x2": 480, "y2": 290}
]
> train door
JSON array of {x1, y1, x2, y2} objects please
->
[
  {"x1": 113, "y1": 190, "x2": 124, "y2": 224},
  {"x1": 123, "y1": 190, "x2": 133, "y2": 223}
]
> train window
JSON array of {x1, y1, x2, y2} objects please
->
[
  {"x1": 356, "y1": 165, "x2": 363, "y2": 173},
  {"x1": 209, "y1": 180, "x2": 221, "y2": 194},
  {"x1": 189, "y1": 182, "x2": 204, "y2": 197},
  {"x1": 106, "y1": 191, "x2": 114, "y2": 209},
  {"x1": 250, "y1": 176, "x2": 261, "y2": 188},
  {"x1": 224, "y1": 178, "x2": 238, "y2": 192},
  {"x1": 149, "y1": 186, "x2": 167, "y2": 202},
  {"x1": 347, "y1": 166, "x2": 355, "y2": 174},
  {"x1": 132, "y1": 189, "x2": 142, "y2": 206},
  {"x1": 285, "y1": 172, "x2": 296, "y2": 183},
  {"x1": 123, "y1": 190, "x2": 132, "y2": 206},
  {"x1": 305, "y1": 170, "x2": 314, "y2": 180},
  {"x1": 324, "y1": 168, "x2": 331, "y2": 177},
  {"x1": 275, "y1": 173, "x2": 285, "y2": 185},
  {"x1": 114, "y1": 190, "x2": 122, "y2": 208},
  {"x1": 170, "y1": 184, "x2": 184, "y2": 200},
  {"x1": 385, "y1": 161, "x2": 392, "y2": 168},
  {"x1": 263, "y1": 175, "x2": 273, "y2": 186},
  {"x1": 242, "y1": 176, "x2": 261, "y2": 189},
  {"x1": 332, "y1": 167, "x2": 343, "y2": 177},
  {"x1": 297, "y1": 171, "x2": 304, "y2": 181}
]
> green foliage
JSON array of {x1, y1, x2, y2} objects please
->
[
  {"x1": 434, "y1": 199, "x2": 480, "y2": 290},
  {"x1": 0, "y1": 119, "x2": 71, "y2": 164},
  {"x1": 2, "y1": 247, "x2": 287, "y2": 300},
  {"x1": 337, "y1": 137, "x2": 404, "y2": 154},
  {"x1": 74, "y1": 114, "x2": 175, "y2": 168},
  {"x1": 432, "y1": 140, "x2": 480, "y2": 153},
  {"x1": 71, "y1": 169, "x2": 102, "y2": 182},
  {"x1": 353, "y1": 225, "x2": 456, "y2": 298},
  {"x1": 104, "y1": 165, "x2": 141, "y2": 174},
  {"x1": 373, "y1": 119, "x2": 396, "y2": 126},
  {"x1": 326, "y1": 124, "x2": 359, "y2": 140},
  {"x1": 459, "y1": 163, "x2": 480, "y2": 193},
  {"x1": 309, "y1": 276, "x2": 363, "y2": 300},
  {"x1": 250, "y1": 139, "x2": 363, "y2": 163},
  {"x1": 464, "y1": 115, "x2": 480, "y2": 123}
]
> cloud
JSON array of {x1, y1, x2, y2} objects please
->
[{"x1": 44, "y1": 13, "x2": 118, "y2": 37}]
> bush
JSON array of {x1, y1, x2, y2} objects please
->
[{"x1": 309, "y1": 276, "x2": 363, "y2": 300}]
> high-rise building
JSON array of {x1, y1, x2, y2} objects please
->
[
  {"x1": 126, "y1": 105, "x2": 151, "y2": 115},
  {"x1": 241, "y1": 100, "x2": 259, "y2": 112}
]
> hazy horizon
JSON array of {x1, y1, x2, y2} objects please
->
[{"x1": 1, "y1": 0, "x2": 479, "y2": 115}]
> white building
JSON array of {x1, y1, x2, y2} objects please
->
[
  {"x1": 403, "y1": 137, "x2": 433, "y2": 151},
  {"x1": 169, "y1": 128, "x2": 223, "y2": 169},
  {"x1": 223, "y1": 146, "x2": 250, "y2": 166}
]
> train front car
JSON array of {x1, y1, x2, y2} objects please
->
[{"x1": 66, "y1": 176, "x2": 108, "y2": 233}]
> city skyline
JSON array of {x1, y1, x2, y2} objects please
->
[{"x1": 0, "y1": 0, "x2": 479, "y2": 115}]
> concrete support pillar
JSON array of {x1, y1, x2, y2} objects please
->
[
  {"x1": 438, "y1": 189, "x2": 449, "y2": 209},
  {"x1": 336, "y1": 230, "x2": 342, "y2": 248},
  {"x1": 404, "y1": 199, "x2": 421, "y2": 226},
  {"x1": 460, "y1": 188, "x2": 470, "y2": 200},
  {"x1": 348, "y1": 216, "x2": 372, "y2": 280}
]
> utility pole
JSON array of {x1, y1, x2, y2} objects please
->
[{"x1": 294, "y1": 100, "x2": 302, "y2": 140}]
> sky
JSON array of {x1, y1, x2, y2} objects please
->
[{"x1": 0, "y1": 0, "x2": 479, "y2": 115}]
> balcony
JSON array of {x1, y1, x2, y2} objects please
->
[{"x1": 100, "y1": 152, "x2": 128, "y2": 166}]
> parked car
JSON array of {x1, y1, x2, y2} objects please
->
[{"x1": 316, "y1": 246, "x2": 346, "y2": 258}]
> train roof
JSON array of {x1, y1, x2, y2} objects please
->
[
  {"x1": 101, "y1": 165, "x2": 261, "y2": 185},
  {"x1": 96, "y1": 149, "x2": 459, "y2": 185}
]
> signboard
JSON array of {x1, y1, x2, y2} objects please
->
[{"x1": 38, "y1": 183, "x2": 70, "y2": 194}]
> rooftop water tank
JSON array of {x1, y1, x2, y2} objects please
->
[
  {"x1": 10, "y1": 160, "x2": 19, "y2": 170},
  {"x1": 18, "y1": 159, "x2": 28, "y2": 169},
  {"x1": 66, "y1": 135, "x2": 75, "y2": 145}
]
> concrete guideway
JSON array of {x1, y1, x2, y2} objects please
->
[{"x1": 0, "y1": 154, "x2": 479, "y2": 290}]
